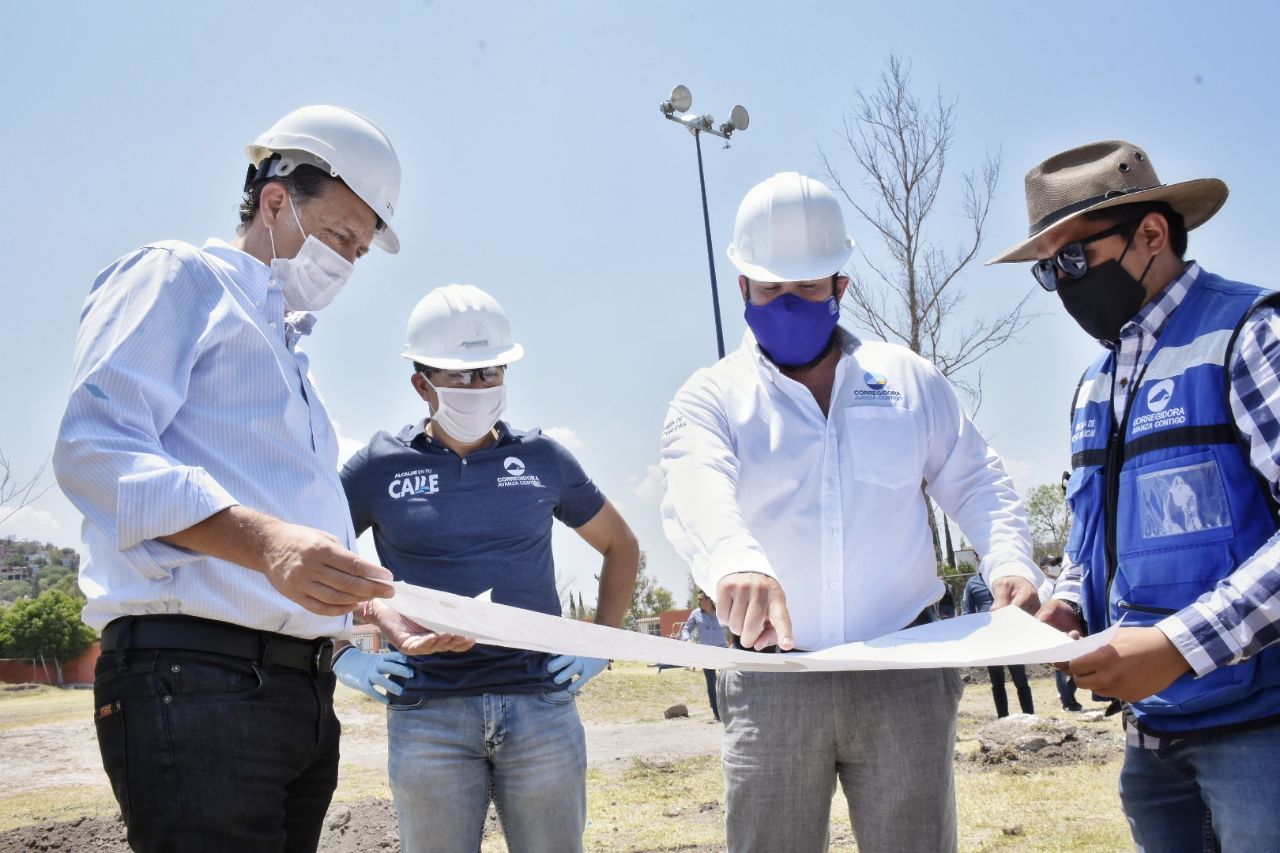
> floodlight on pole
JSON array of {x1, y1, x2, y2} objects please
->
[{"x1": 659, "y1": 84, "x2": 750, "y2": 360}]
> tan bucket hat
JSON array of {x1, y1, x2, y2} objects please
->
[{"x1": 986, "y1": 139, "x2": 1228, "y2": 264}]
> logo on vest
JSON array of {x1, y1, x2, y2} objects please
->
[
  {"x1": 1131, "y1": 378, "x2": 1186, "y2": 434},
  {"x1": 388, "y1": 468, "x2": 439, "y2": 499},
  {"x1": 497, "y1": 456, "x2": 543, "y2": 488},
  {"x1": 1147, "y1": 379, "x2": 1175, "y2": 413},
  {"x1": 854, "y1": 371, "x2": 902, "y2": 400}
]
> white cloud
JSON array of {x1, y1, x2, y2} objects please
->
[
  {"x1": 629, "y1": 464, "x2": 665, "y2": 505},
  {"x1": 0, "y1": 505, "x2": 63, "y2": 542},
  {"x1": 542, "y1": 426, "x2": 584, "y2": 452}
]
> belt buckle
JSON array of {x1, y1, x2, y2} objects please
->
[{"x1": 314, "y1": 639, "x2": 335, "y2": 674}]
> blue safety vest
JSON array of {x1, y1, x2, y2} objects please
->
[{"x1": 1065, "y1": 270, "x2": 1280, "y2": 735}]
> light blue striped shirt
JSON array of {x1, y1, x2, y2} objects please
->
[{"x1": 54, "y1": 239, "x2": 355, "y2": 638}]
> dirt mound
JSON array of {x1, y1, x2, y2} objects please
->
[
  {"x1": 966, "y1": 713, "x2": 1121, "y2": 770},
  {"x1": 0, "y1": 799, "x2": 406, "y2": 852}
]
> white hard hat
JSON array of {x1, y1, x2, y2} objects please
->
[
  {"x1": 726, "y1": 172, "x2": 854, "y2": 282},
  {"x1": 402, "y1": 284, "x2": 525, "y2": 369},
  {"x1": 246, "y1": 105, "x2": 402, "y2": 254}
]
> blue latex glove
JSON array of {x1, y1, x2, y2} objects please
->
[
  {"x1": 333, "y1": 648, "x2": 413, "y2": 705},
  {"x1": 546, "y1": 655, "x2": 609, "y2": 695}
]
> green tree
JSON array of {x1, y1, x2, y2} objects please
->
[
  {"x1": 1026, "y1": 482, "x2": 1072, "y2": 560},
  {"x1": 624, "y1": 553, "x2": 676, "y2": 629},
  {"x1": 0, "y1": 590, "x2": 97, "y2": 685}
]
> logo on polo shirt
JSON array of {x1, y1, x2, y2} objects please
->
[
  {"x1": 387, "y1": 468, "x2": 439, "y2": 499},
  {"x1": 854, "y1": 370, "x2": 902, "y2": 401},
  {"x1": 497, "y1": 456, "x2": 543, "y2": 489}
]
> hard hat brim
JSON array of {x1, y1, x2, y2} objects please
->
[
  {"x1": 401, "y1": 342, "x2": 524, "y2": 370},
  {"x1": 726, "y1": 242, "x2": 853, "y2": 283}
]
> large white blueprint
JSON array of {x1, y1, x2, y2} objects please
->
[{"x1": 386, "y1": 582, "x2": 1116, "y2": 672}]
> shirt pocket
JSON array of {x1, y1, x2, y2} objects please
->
[{"x1": 844, "y1": 406, "x2": 923, "y2": 489}]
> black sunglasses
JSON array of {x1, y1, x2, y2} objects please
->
[{"x1": 1031, "y1": 220, "x2": 1139, "y2": 292}]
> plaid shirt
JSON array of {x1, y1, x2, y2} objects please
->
[{"x1": 1054, "y1": 262, "x2": 1280, "y2": 744}]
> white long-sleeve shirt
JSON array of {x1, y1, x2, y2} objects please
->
[
  {"x1": 53, "y1": 239, "x2": 355, "y2": 638},
  {"x1": 660, "y1": 330, "x2": 1039, "y2": 650}
]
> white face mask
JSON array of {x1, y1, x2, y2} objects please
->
[
  {"x1": 426, "y1": 379, "x2": 507, "y2": 443},
  {"x1": 268, "y1": 195, "x2": 355, "y2": 312}
]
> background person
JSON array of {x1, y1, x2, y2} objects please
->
[
  {"x1": 337, "y1": 284, "x2": 639, "y2": 853},
  {"x1": 962, "y1": 571, "x2": 1035, "y2": 717},
  {"x1": 990, "y1": 139, "x2": 1280, "y2": 851},
  {"x1": 52, "y1": 105, "x2": 403, "y2": 851},
  {"x1": 680, "y1": 590, "x2": 727, "y2": 722},
  {"x1": 660, "y1": 171, "x2": 1040, "y2": 853}
]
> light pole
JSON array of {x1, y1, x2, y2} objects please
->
[{"x1": 660, "y1": 85, "x2": 750, "y2": 360}]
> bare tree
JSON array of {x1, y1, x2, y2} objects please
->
[
  {"x1": 0, "y1": 450, "x2": 53, "y2": 529},
  {"x1": 818, "y1": 54, "x2": 1035, "y2": 407},
  {"x1": 819, "y1": 54, "x2": 1037, "y2": 563}
]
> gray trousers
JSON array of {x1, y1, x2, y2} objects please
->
[{"x1": 719, "y1": 667, "x2": 963, "y2": 853}]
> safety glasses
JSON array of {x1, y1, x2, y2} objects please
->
[
  {"x1": 421, "y1": 365, "x2": 506, "y2": 387},
  {"x1": 1031, "y1": 220, "x2": 1138, "y2": 292}
]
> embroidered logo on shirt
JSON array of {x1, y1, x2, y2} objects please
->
[
  {"x1": 387, "y1": 468, "x2": 439, "y2": 499},
  {"x1": 854, "y1": 371, "x2": 902, "y2": 400},
  {"x1": 497, "y1": 457, "x2": 543, "y2": 488}
]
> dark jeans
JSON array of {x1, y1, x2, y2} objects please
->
[
  {"x1": 703, "y1": 668, "x2": 719, "y2": 719},
  {"x1": 986, "y1": 664, "x2": 1034, "y2": 717},
  {"x1": 1055, "y1": 669, "x2": 1081, "y2": 709},
  {"x1": 93, "y1": 648, "x2": 340, "y2": 852}
]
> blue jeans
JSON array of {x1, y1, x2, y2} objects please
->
[
  {"x1": 387, "y1": 690, "x2": 587, "y2": 853},
  {"x1": 1120, "y1": 721, "x2": 1280, "y2": 852},
  {"x1": 93, "y1": 649, "x2": 340, "y2": 852}
]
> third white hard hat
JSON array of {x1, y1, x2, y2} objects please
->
[
  {"x1": 246, "y1": 105, "x2": 402, "y2": 254},
  {"x1": 727, "y1": 172, "x2": 854, "y2": 282},
  {"x1": 402, "y1": 284, "x2": 525, "y2": 369}
]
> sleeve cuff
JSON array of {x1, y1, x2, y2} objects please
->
[
  {"x1": 983, "y1": 558, "x2": 1041, "y2": 587},
  {"x1": 702, "y1": 549, "x2": 777, "y2": 594},
  {"x1": 116, "y1": 465, "x2": 239, "y2": 552},
  {"x1": 1158, "y1": 604, "x2": 1244, "y2": 677}
]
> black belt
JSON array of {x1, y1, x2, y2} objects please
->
[
  {"x1": 100, "y1": 615, "x2": 335, "y2": 675},
  {"x1": 731, "y1": 605, "x2": 938, "y2": 653}
]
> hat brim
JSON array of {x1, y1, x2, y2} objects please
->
[
  {"x1": 401, "y1": 342, "x2": 524, "y2": 370},
  {"x1": 985, "y1": 178, "x2": 1228, "y2": 265}
]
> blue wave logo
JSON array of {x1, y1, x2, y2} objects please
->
[{"x1": 864, "y1": 372, "x2": 888, "y2": 390}]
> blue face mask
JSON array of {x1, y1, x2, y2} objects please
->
[{"x1": 743, "y1": 293, "x2": 840, "y2": 366}]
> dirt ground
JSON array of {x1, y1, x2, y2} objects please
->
[{"x1": 0, "y1": 670, "x2": 1117, "y2": 852}]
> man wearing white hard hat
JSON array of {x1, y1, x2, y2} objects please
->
[
  {"x1": 338, "y1": 284, "x2": 639, "y2": 853},
  {"x1": 990, "y1": 140, "x2": 1280, "y2": 851},
  {"x1": 53, "y1": 105, "x2": 407, "y2": 851},
  {"x1": 660, "y1": 172, "x2": 1040, "y2": 852}
]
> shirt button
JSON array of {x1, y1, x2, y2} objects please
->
[
  {"x1": 829, "y1": 528, "x2": 839, "y2": 536},
  {"x1": 828, "y1": 581, "x2": 839, "y2": 590},
  {"x1": 461, "y1": 459, "x2": 468, "y2": 465},
  {"x1": 269, "y1": 322, "x2": 277, "y2": 330},
  {"x1": 1119, "y1": 378, "x2": 1128, "y2": 387}
]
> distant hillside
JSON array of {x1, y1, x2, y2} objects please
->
[{"x1": 0, "y1": 537, "x2": 81, "y2": 604}]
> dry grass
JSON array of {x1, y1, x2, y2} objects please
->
[
  {"x1": 0, "y1": 684, "x2": 92, "y2": 731},
  {"x1": 0, "y1": 671, "x2": 1133, "y2": 850}
]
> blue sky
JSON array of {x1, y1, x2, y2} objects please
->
[{"x1": 2, "y1": 1, "x2": 1277, "y2": 604}]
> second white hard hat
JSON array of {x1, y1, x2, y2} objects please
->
[
  {"x1": 402, "y1": 284, "x2": 525, "y2": 369},
  {"x1": 246, "y1": 105, "x2": 402, "y2": 254},
  {"x1": 727, "y1": 172, "x2": 854, "y2": 282}
]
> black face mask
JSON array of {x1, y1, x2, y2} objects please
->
[{"x1": 1056, "y1": 241, "x2": 1156, "y2": 343}]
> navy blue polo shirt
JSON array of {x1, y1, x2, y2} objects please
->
[{"x1": 340, "y1": 420, "x2": 606, "y2": 699}]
